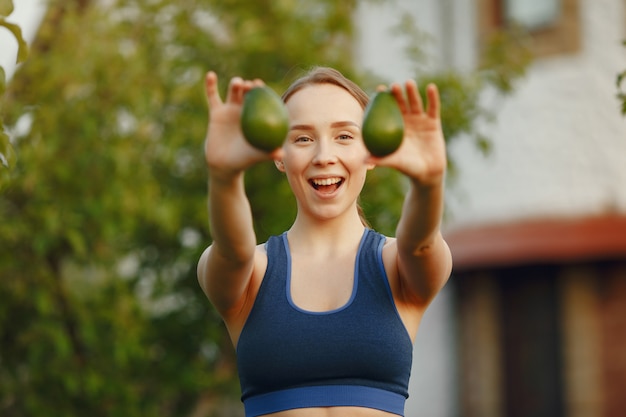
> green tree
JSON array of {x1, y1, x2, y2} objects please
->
[{"x1": 0, "y1": 0, "x2": 528, "y2": 416}]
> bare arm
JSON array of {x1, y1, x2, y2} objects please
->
[
  {"x1": 197, "y1": 72, "x2": 281, "y2": 317},
  {"x1": 395, "y1": 179, "x2": 452, "y2": 306},
  {"x1": 370, "y1": 81, "x2": 452, "y2": 307},
  {"x1": 198, "y1": 172, "x2": 256, "y2": 316}
]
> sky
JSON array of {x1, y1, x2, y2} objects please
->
[{"x1": 1, "y1": 0, "x2": 46, "y2": 80}]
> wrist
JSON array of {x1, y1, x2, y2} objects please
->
[
  {"x1": 209, "y1": 167, "x2": 244, "y2": 187},
  {"x1": 408, "y1": 174, "x2": 445, "y2": 192}
]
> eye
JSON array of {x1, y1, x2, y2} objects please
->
[
  {"x1": 294, "y1": 135, "x2": 313, "y2": 143},
  {"x1": 337, "y1": 133, "x2": 354, "y2": 141}
]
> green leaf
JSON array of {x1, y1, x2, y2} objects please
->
[
  {"x1": 0, "y1": 65, "x2": 5, "y2": 94},
  {"x1": 0, "y1": 0, "x2": 13, "y2": 18},
  {"x1": 0, "y1": 126, "x2": 16, "y2": 190},
  {"x1": 475, "y1": 134, "x2": 493, "y2": 156},
  {"x1": 0, "y1": 18, "x2": 29, "y2": 63},
  {"x1": 0, "y1": 128, "x2": 16, "y2": 168}
]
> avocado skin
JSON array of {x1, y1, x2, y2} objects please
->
[
  {"x1": 240, "y1": 86, "x2": 289, "y2": 152},
  {"x1": 362, "y1": 91, "x2": 404, "y2": 157}
]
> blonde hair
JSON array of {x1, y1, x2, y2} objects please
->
[{"x1": 282, "y1": 67, "x2": 371, "y2": 228}]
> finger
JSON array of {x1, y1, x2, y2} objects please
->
[
  {"x1": 242, "y1": 78, "x2": 266, "y2": 95},
  {"x1": 226, "y1": 76, "x2": 244, "y2": 103},
  {"x1": 205, "y1": 71, "x2": 223, "y2": 109},
  {"x1": 389, "y1": 83, "x2": 407, "y2": 112},
  {"x1": 241, "y1": 79, "x2": 253, "y2": 96},
  {"x1": 251, "y1": 78, "x2": 265, "y2": 88},
  {"x1": 406, "y1": 79, "x2": 424, "y2": 114},
  {"x1": 426, "y1": 83, "x2": 440, "y2": 119}
]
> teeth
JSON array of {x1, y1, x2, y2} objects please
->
[{"x1": 312, "y1": 177, "x2": 342, "y2": 186}]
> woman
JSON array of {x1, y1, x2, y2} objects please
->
[{"x1": 197, "y1": 67, "x2": 452, "y2": 417}]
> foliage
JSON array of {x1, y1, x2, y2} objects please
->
[
  {"x1": 0, "y1": 0, "x2": 29, "y2": 188},
  {"x1": 0, "y1": 0, "x2": 528, "y2": 416}
]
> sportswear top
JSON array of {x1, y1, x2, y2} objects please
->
[{"x1": 236, "y1": 228, "x2": 413, "y2": 417}]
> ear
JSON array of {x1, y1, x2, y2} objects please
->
[{"x1": 274, "y1": 160, "x2": 285, "y2": 172}]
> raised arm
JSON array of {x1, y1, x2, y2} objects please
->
[
  {"x1": 197, "y1": 72, "x2": 281, "y2": 317},
  {"x1": 370, "y1": 80, "x2": 452, "y2": 307}
]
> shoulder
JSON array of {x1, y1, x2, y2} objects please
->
[
  {"x1": 214, "y1": 242, "x2": 269, "y2": 338},
  {"x1": 196, "y1": 240, "x2": 270, "y2": 319},
  {"x1": 380, "y1": 234, "x2": 449, "y2": 307},
  {"x1": 380, "y1": 235, "x2": 399, "y2": 276}
]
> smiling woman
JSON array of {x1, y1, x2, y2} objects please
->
[{"x1": 197, "y1": 66, "x2": 453, "y2": 417}]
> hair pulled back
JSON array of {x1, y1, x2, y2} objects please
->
[{"x1": 282, "y1": 67, "x2": 369, "y2": 109}]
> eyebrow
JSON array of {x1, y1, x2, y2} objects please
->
[{"x1": 289, "y1": 121, "x2": 360, "y2": 131}]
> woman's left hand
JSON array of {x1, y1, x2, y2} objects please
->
[{"x1": 366, "y1": 80, "x2": 447, "y2": 187}]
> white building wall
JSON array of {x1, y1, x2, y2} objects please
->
[
  {"x1": 356, "y1": 0, "x2": 478, "y2": 80},
  {"x1": 445, "y1": 0, "x2": 626, "y2": 229},
  {"x1": 357, "y1": 0, "x2": 626, "y2": 230},
  {"x1": 408, "y1": 284, "x2": 458, "y2": 417}
]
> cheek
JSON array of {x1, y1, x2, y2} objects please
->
[
  {"x1": 344, "y1": 157, "x2": 370, "y2": 184},
  {"x1": 341, "y1": 145, "x2": 369, "y2": 167},
  {"x1": 349, "y1": 139, "x2": 370, "y2": 158}
]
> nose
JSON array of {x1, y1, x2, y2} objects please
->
[{"x1": 312, "y1": 139, "x2": 337, "y2": 166}]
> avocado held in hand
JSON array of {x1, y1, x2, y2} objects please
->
[
  {"x1": 362, "y1": 91, "x2": 404, "y2": 157},
  {"x1": 241, "y1": 86, "x2": 289, "y2": 152}
]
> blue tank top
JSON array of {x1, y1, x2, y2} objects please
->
[{"x1": 236, "y1": 229, "x2": 413, "y2": 417}]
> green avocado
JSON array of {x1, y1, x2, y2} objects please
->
[
  {"x1": 240, "y1": 86, "x2": 289, "y2": 152},
  {"x1": 361, "y1": 91, "x2": 404, "y2": 157}
]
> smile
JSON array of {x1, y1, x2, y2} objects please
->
[{"x1": 309, "y1": 177, "x2": 344, "y2": 192}]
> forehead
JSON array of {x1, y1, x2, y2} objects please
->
[{"x1": 285, "y1": 84, "x2": 363, "y2": 125}]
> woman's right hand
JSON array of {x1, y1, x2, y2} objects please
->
[{"x1": 204, "y1": 71, "x2": 283, "y2": 179}]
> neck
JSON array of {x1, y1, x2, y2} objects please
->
[{"x1": 287, "y1": 210, "x2": 366, "y2": 256}]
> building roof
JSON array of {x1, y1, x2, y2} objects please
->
[{"x1": 445, "y1": 214, "x2": 626, "y2": 271}]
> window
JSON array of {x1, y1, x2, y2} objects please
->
[
  {"x1": 478, "y1": 0, "x2": 581, "y2": 57},
  {"x1": 504, "y1": 0, "x2": 560, "y2": 30}
]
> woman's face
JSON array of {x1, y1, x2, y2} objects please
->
[{"x1": 278, "y1": 83, "x2": 372, "y2": 222}]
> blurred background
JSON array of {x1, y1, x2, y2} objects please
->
[{"x1": 1, "y1": 0, "x2": 625, "y2": 416}]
